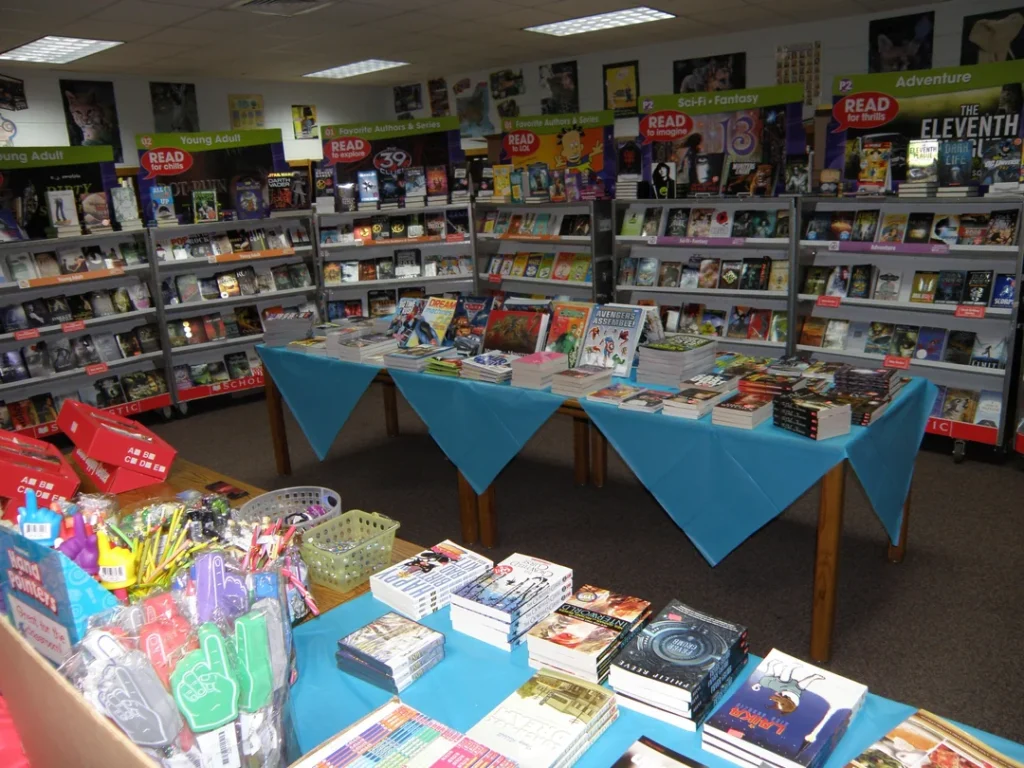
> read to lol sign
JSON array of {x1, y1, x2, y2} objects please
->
[
  {"x1": 503, "y1": 130, "x2": 539, "y2": 157},
  {"x1": 639, "y1": 111, "x2": 693, "y2": 144},
  {"x1": 832, "y1": 92, "x2": 900, "y2": 132},
  {"x1": 324, "y1": 136, "x2": 370, "y2": 165},
  {"x1": 140, "y1": 148, "x2": 193, "y2": 179}
]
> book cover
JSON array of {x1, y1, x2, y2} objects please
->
[
  {"x1": 400, "y1": 296, "x2": 457, "y2": 348},
  {"x1": 974, "y1": 391, "x2": 1003, "y2": 428},
  {"x1": 857, "y1": 140, "x2": 890, "y2": 192},
  {"x1": 580, "y1": 305, "x2": 645, "y2": 376},
  {"x1": 453, "y1": 553, "x2": 572, "y2": 618},
  {"x1": 700, "y1": 308, "x2": 726, "y2": 336},
  {"x1": 372, "y1": 540, "x2": 493, "y2": 608},
  {"x1": 726, "y1": 306, "x2": 752, "y2": 339},
  {"x1": 483, "y1": 309, "x2": 549, "y2": 355},
  {"x1": 747, "y1": 309, "x2": 772, "y2": 341},
  {"x1": 889, "y1": 325, "x2": 920, "y2": 357},
  {"x1": 825, "y1": 266, "x2": 849, "y2": 297},
  {"x1": 338, "y1": 612, "x2": 443, "y2": 672},
  {"x1": 798, "y1": 317, "x2": 828, "y2": 347},
  {"x1": 992, "y1": 274, "x2": 1015, "y2": 309},
  {"x1": 962, "y1": 271, "x2": 993, "y2": 305},
  {"x1": 801, "y1": 266, "x2": 829, "y2": 296},
  {"x1": 986, "y1": 209, "x2": 1019, "y2": 246},
  {"x1": 642, "y1": 207, "x2": 664, "y2": 237},
  {"x1": 864, "y1": 322, "x2": 895, "y2": 355},
  {"x1": 937, "y1": 139, "x2": 974, "y2": 187},
  {"x1": 944, "y1": 330, "x2": 976, "y2": 365},
  {"x1": 697, "y1": 259, "x2": 721, "y2": 290},
  {"x1": 877, "y1": 213, "x2": 908, "y2": 243},
  {"x1": 687, "y1": 153, "x2": 723, "y2": 195},
  {"x1": 769, "y1": 312, "x2": 788, "y2": 343},
  {"x1": 724, "y1": 159, "x2": 758, "y2": 195},
  {"x1": 934, "y1": 271, "x2": 965, "y2": 304},
  {"x1": 829, "y1": 211, "x2": 855, "y2": 241},
  {"x1": 804, "y1": 212, "x2": 831, "y2": 241},
  {"x1": 909, "y1": 271, "x2": 938, "y2": 303},
  {"x1": 687, "y1": 209, "x2": 715, "y2": 238},
  {"x1": 906, "y1": 139, "x2": 939, "y2": 183},
  {"x1": 46, "y1": 189, "x2": 80, "y2": 228},
  {"x1": 665, "y1": 208, "x2": 690, "y2": 237},
  {"x1": 718, "y1": 260, "x2": 742, "y2": 289},
  {"x1": 528, "y1": 585, "x2": 650, "y2": 660},
  {"x1": 822, "y1": 319, "x2": 849, "y2": 350},
  {"x1": 957, "y1": 213, "x2": 990, "y2": 245},
  {"x1": 971, "y1": 333, "x2": 1006, "y2": 368},
  {"x1": 904, "y1": 213, "x2": 933, "y2": 244},
  {"x1": 357, "y1": 170, "x2": 380, "y2": 202},
  {"x1": 709, "y1": 209, "x2": 733, "y2": 238},
  {"x1": 620, "y1": 206, "x2": 645, "y2": 237},
  {"x1": 681, "y1": 257, "x2": 702, "y2": 290},
  {"x1": 635, "y1": 257, "x2": 659, "y2": 288},
  {"x1": 191, "y1": 189, "x2": 218, "y2": 223},
  {"x1": 569, "y1": 254, "x2": 591, "y2": 283},
  {"x1": 852, "y1": 210, "x2": 879, "y2": 242},
  {"x1": 930, "y1": 214, "x2": 960, "y2": 246},
  {"x1": 942, "y1": 388, "x2": 978, "y2": 421},
  {"x1": 873, "y1": 270, "x2": 902, "y2": 301},
  {"x1": 914, "y1": 327, "x2": 946, "y2": 361},
  {"x1": 847, "y1": 264, "x2": 872, "y2": 299},
  {"x1": 656, "y1": 261, "x2": 680, "y2": 288}
]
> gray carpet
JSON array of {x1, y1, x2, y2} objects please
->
[{"x1": 148, "y1": 389, "x2": 1024, "y2": 743}]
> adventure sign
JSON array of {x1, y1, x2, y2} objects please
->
[
  {"x1": 140, "y1": 148, "x2": 193, "y2": 180},
  {"x1": 832, "y1": 91, "x2": 899, "y2": 133},
  {"x1": 639, "y1": 110, "x2": 694, "y2": 144},
  {"x1": 323, "y1": 136, "x2": 371, "y2": 165},
  {"x1": 502, "y1": 129, "x2": 539, "y2": 157}
]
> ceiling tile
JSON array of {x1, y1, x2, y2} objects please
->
[
  {"x1": 542, "y1": 0, "x2": 656, "y2": 17},
  {"x1": 653, "y1": 0, "x2": 749, "y2": 13},
  {"x1": 53, "y1": 19, "x2": 166, "y2": 41},
  {"x1": 177, "y1": 9, "x2": 287, "y2": 30},
  {"x1": 0, "y1": 7, "x2": 95, "y2": 32},
  {"x1": 682, "y1": 3, "x2": 776, "y2": 27},
  {"x1": 137, "y1": 25, "x2": 226, "y2": 45},
  {"x1": 91, "y1": 0, "x2": 206, "y2": 25},
  {"x1": 431, "y1": 0, "x2": 521, "y2": 19},
  {"x1": 138, "y1": 0, "x2": 235, "y2": 6},
  {"x1": 347, "y1": 0, "x2": 436, "y2": 9},
  {"x1": 0, "y1": 0, "x2": 111, "y2": 12},
  {"x1": 308, "y1": 1, "x2": 404, "y2": 24}
]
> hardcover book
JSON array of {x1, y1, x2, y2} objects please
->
[
  {"x1": 579, "y1": 305, "x2": 646, "y2": 376},
  {"x1": 546, "y1": 301, "x2": 593, "y2": 368},
  {"x1": 483, "y1": 309, "x2": 550, "y2": 355}
]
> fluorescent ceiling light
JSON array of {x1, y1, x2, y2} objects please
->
[
  {"x1": 0, "y1": 36, "x2": 122, "y2": 64},
  {"x1": 304, "y1": 60, "x2": 409, "y2": 79},
  {"x1": 525, "y1": 6, "x2": 674, "y2": 36}
]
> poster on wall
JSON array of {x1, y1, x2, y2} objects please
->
[
  {"x1": 320, "y1": 117, "x2": 464, "y2": 193},
  {"x1": 539, "y1": 61, "x2": 579, "y2": 115},
  {"x1": 134, "y1": 129, "x2": 288, "y2": 225},
  {"x1": 673, "y1": 53, "x2": 746, "y2": 94},
  {"x1": 0, "y1": 146, "x2": 117, "y2": 238},
  {"x1": 604, "y1": 61, "x2": 639, "y2": 117},
  {"x1": 292, "y1": 105, "x2": 318, "y2": 139},
  {"x1": 455, "y1": 81, "x2": 494, "y2": 138},
  {"x1": 961, "y1": 7, "x2": 1024, "y2": 65},
  {"x1": 638, "y1": 85, "x2": 805, "y2": 197},
  {"x1": 0, "y1": 117, "x2": 15, "y2": 147},
  {"x1": 150, "y1": 82, "x2": 199, "y2": 132},
  {"x1": 428, "y1": 78, "x2": 450, "y2": 117},
  {"x1": 490, "y1": 69, "x2": 524, "y2": 100},
  {"x1": 0, "y1": 74, "x2": 27, "y2": 111},
  {"x1": 775, "y1": 42, "x2": 820, "y2": 106},
  {"x1": 228, "y1": 93, "x2": 265, "y2": 129},
  {"x1": 59, "y1": 79, "x2": 123, "y2": 163},
  {"x1": 499, "y1": 111, "x2": 616, "y2": 198},
  {"x1": 826, "y1": 61, "x2": 1024, "y2": 191},
  {"x1": 868, "y1": 12, "x2": 934, "y2": 73},
  {"x1": 393, "y1": 84, "x2": 422, "y2": 117}
]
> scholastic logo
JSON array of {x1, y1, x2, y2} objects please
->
[
  {"x1": 639, "y1": 110, "x2": 693, "y2": 144},
  {"x1": 832, "y1": 92, "x2": 899, "y2": 132},
  {"x1": 324, "y1": 136, "x2": 370, "y2": 165},
  {"x1": 503, "y1": 129, "x2": 538, "y2": 157},
  {"x1": 140, "y1": 148, "x2": 193, "y2": 179}
]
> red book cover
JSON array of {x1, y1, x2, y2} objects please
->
[{"x1": 483, "y1": 309, "x2": 549, "y2": 355}]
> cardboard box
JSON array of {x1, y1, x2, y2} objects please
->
[
  {"x1": 69, "y1": 448, "x2": 158, "y2": 494},
  {"x1": 57, "y1": 400, "x2": 175, "y2": 480},
  {"x1": 0, "y1": 430, "x2": 80, "y2": 510}
]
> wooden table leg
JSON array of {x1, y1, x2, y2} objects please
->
[
  {"x1": 457, "y1": 471, "x2": 479, "y2": 546},
  {"x1": 573, "y1": 417, "x2": 590, "y2": 486},
  {"x1": 887, "y1": 489, "x2": 911, "y2": 564},
  {"x1": 479, "y1": 485, "x2": 497, "y2": 548},
  {"x1": 590, "y1": 424, "x2": 607, "y2": 489},
  {"x1": 381, "y1": 381, "x2": 400, "y2": 437},
  {"x1": 810, "y1": 461, "x2": 845, "y2": 663},
  {"x1": 264, "y1": 374, "x2": 291, "y2": 476}
]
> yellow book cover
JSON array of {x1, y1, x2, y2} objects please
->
[{"x1": 510, "y1": 252, "x2": 530, "y2": 277}]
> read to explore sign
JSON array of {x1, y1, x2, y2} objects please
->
[{"x1": 323, "y1": 136, "x2": 370, "y2": 165}]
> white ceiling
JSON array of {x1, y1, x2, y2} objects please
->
[{"x1": 0, "y1": 0, "x2": 928, "y2": 85}]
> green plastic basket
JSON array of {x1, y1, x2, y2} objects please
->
[{"x1": 300, "y1": 510, "x2": 399, "y2": 592}]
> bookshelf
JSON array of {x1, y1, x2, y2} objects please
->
[
  {"x1": 472, "y1": 200, "x2": 614, "y2": 303},
  {"x1": 612, "y1": 198, "x2": 798, "y2": 355},
  {"x1": 795, "y1": 197, "x2": 1024, "y2": 456}
]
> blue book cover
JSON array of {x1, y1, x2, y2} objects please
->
[
  {"x1": 445, "y1": 296, "x2": 493, "y2": 355},
  {"x1": 913, "y1": 327, "x2": 946, "y2": 362},
  {"x1": 937, "y1": 139, "x2": 974, "y2": 187},
  {"x1": 450, "y1": 553, "x2": 572, "y2": 622},
  {"x1": 0, "y1": 209, "x2": 26, "y2": 242},
  {"x1": 150, "y1": 185, "x2": 177, "y2": 224},
  {"x1": 705, "y1": 649, "x2": 867, "y2": 768},
  {"x1": 235, "y1": 178, "x2": 264, "y2": 220},
  {"x1": 991, "y1": 274, "x2": 1015, "y2": 308}
]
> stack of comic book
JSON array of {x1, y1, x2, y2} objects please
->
[
  {"x1": 263, "y1": 310, "x2": 315, "y2": 347},
  {"x1": 609, "y1": 600, "x2": 748, "y2": 731},
  {"x1": 336, "y1": 612, "x2": 445, "y2": 693},
  {"x1": 511, "y1": 351, "x2": 568, "y2": 389},
  {"x1": 637, "y1": 334, "x2": 717, "y2": 387},
  {"x1": 332, "y1": 332, "x2": 398, "y2": 362},
  {"x1": 461, "y1": 351, "x2": 520, "y2": 383}
]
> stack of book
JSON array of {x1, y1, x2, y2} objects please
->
[
  {"x1": 323, "y1": 325, "x2": 370, "y2": 354},
  {"x1": 467, "y1": 669, "x2": 617, "y2": 767},
  {"x1": 619, "y1": 390, "x2": 676, "y2": 413},
  {"x1": 333, "y1": 332, "x2": 398, "y2": 362},
  {"x1": 839, "y1": 394, "x2": 890, "y2": 425},
  {"x1": 773, "y1": 392, "x2": 853, "y2": 440},
  {"x1": 662, "y1": 386, "x2": 733, "y2": 419},
  {"x1": 450, "y1": 552, "x2": 573, "y2": 651},
  {"x1": 800, "y1": 360, "x2": 846, "y2": 384},
  {"x1": 263, "y1": 310, "x2": 315, "y2": 347},
  {"x1": 44, "y1": 190, "x2": 82, "y2": 238},
  {"x1": 833, "y1": 366, "x2": 903, "y2": 400},
  {"x1": 637, "y1": 335, "x2": 718, "y2": 387},
  {"x1": 526, "y1": 585, "x2": 650, "y2": 684},
  {"x1": 461, "y1": 351, "x2": 519, "y2": 383},
  {"x1": 370, "y1": 540, "x2": 493, "y2": 620},
  {"x1": 425, "y1": 357, "x2": 462, "y2": 377},
  {"x1": 737, "y1": 372, "x2": 808, "y2": 397},
  {"x1": 609, "y1": 600, "x2": 748, "y2": 731},
  {"x1": 703, "y1": 648, "x2": 867, "y2": 768},
  {"x1": 335, "y1": 612, "x2": 445, "y2": 693},
  {"x1": 587, "y1": 382, "x2": 645, "y2": 405},
  {"x1": 551, "y1": 365, "x2": 613, "y2": 398},
  {"x1": 712, "y1": 392, "x2": 774, "y2": 429},
  {"x1": 383, "y1": 345, "x2": 457, "y2": 372},
  {"x1": 511, "y1": 351, "x2": 568, "y2": 389},
  {"x1": 287, "y1": 338, "x2": 328, "y2": 355}
]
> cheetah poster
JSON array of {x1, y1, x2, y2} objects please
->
[
  {"x1": 134, "y1": 129, "x2": 287, "y2": 225},
  {"x1": 826, "y1": 60, "x2": 1024, "y2": 189},
  {"x1": 499, "y1": 110, "x2": 616, "y2": 198}
]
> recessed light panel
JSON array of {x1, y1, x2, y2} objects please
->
[
  {"x1": 0, "y1": 36, "x2": 123, "y2": 64},
  {"x1": 525, "y1": 6, "x2": 674, "y2": 36},
  {"x1": 304, "y1": 60, "x2": 409, "y2": 79}
]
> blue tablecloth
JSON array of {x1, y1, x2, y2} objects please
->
[{"x1": 288, "y1": 593, "x2": 1023, "y2": 767}]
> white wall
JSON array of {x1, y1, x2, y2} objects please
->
[
  {"x1": 0, "y1": 70, "x2": 392, "y2": 165},
  {"x1": 391, "y1": 0, "x2": 1021, "y2": 140}
]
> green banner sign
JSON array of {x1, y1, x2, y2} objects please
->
[
  {"x1": 640, "y1": 85, "x2": 804, "y2": 115},
  {"x1": 833, "y1": 60, "x2": 1024, "y2": 96},
  {"x1": 0, "y1": 146, "x2": 114, "y2": 169},
  {"x1": 320, "y1": 117, "x2": 459, "y2": 141},
  {"x1": 500, "y1": 111, "x2": 614, "y2": 135},
  {"x1": 134, "y1": 129, "x2": 283, "y2": 151}
]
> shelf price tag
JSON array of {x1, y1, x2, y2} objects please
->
[
  {"x1": 827, "y1": 241, "x2": 841, "y2": 251},
  {"x1": 882, "y1": 355, "x2": 911, "y2": 370},
  {"x1": 14, "y1": 328, "x2": 40, "y2": 341},
  {"x1": 646, "y1": 236, "x2": 659, "y2": 245},
  {"x1": 487, "y1": 273, "x2": 502, "y2": 284},
  {"x1": 61, "y1": 320, "x2": 86, "y2": 333},
  {"x1": 816, "y1": 295, "x2": 842, "y2": 308},
  {"x1": 954, "y1": 305, "x2": 986, "y2": 319},
  {"x1": 85, "y1": 362, "x2": 110, "y2": 376}
]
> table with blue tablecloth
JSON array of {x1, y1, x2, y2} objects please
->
[
  {"x1": 258, "y1": 345, "x2": 935, "y2": 661},
  {"x1": 287, "y1": 592, "x2": 1023, "y2": 768}
]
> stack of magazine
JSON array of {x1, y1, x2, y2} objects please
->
[
  {"x1": 450, "y1": 553, "x2": 572, "y2": 651},
  {"x1": 369, "y1": 540, "x2": 493, "y2": 620},
  {"x1": 335, "y1": 612, "x2": 445, "y2": 694},
  {"x1": 703, "y1": 648, "x2": 867, "y2": 768},
  {"x1": 609, "y1": 599, "x2": 748, "y2": 731},
  {"x1": 525, "y1": 585, "x2": 650, "y2": 684}
]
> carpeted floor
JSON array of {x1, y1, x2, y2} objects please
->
[{"x1": 148, "y1": 389, "x2": 1024, "y2": 743}]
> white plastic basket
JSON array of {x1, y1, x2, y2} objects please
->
[{"x1": 235, "y1": 486, "x2": 341, "y2": 532}]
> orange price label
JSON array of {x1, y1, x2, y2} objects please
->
[
  {"x1": 882, "y1": 355, "x2": 911, "y2": 370},
  {"x1": 487, "y1": 273, "x2": 502, "y2": 284},
  {"x1": 13, "y1": 328, "x2": 40, "y2": 341},
  {"x1": 62, "y1": 320, "x2": 86, "y2": 333},
  {"x1": 85, "y1": 362, "x2": 110, "y2": 376},
  {"x1": 954, "y1": 305, "x2": 986, "y2": 319},
  {"x1": 816, "y1": 295, "x2": 842, "y2": 308}
]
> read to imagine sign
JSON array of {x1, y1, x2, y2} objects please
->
[
  {"x1": 639, "y1": 111, "x2": 694, "y2": 143},
  {"x1": 140, "y1": 148, "x2": 193, "y2": 179}
]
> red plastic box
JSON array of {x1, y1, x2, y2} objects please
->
[
  {"x1": 57, "y1": 400, "x2": 175, "y2": 481},
  {"x1": 0, "y1": 430, "x2": 80, "y2": 514}
]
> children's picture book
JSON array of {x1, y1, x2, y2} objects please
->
[
  {"x1": 858, "y1": 140, "x2": 891, "y2": 192},
  {"x1": 580, "y1": 305, "x2": 646, "y2": 377},
  {"x1": 399, "y1": 296, "x2": 457, "y2": 348},
  {"x1": 545, "y1": 301, "x2": 593, "y2": 368}
]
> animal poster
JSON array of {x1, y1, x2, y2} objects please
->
[
  {"x1": 455, "y1": 81, "x2": 494, "y2": 138},
  {"x1": 868, "y1": 12, "x2": 934, "y2": 73},
  {"x1": 291, "y1": 105, "x2": 318, "y2": 139},
  {"x1": 490, "y1": 68, "x2": 524, "y2": 100},
  {"x1": 604, "y1": 61, "x2": 639, "y2": 117},
  {"x1": 393, "y1": 84, "x2": 422, "y2": 116},
  {"x1": 150, "y1": 82, "x2": 199, "y2": 133},
  {"x1": 499, "y1": 111, "x2": 616, "y2": 197},
  {"x1": 673, "y1": 53, "x2": 746, "y2": 94},
  {"x1": 961, "y1": 7, "x2": 1024, "y2": 65},
  {"x1": 228, "y1": 93, "x2": 265, "y2": 130},
  {"x1": 59, "y1": 79, "x2": 123, "y2": 163},
  {"x1": 539, "y1": 61, "x2": 579, "y2": 115},
  {"x1": 775, "y1": 42, "x2": 821, "y2": 106},
  {"x1": 0, "y1": 74, "x2": 27, "y2": 111},
  {"x1": 826, "y1": 61, "x2": 1024, "y2": 189},
  {"x1": 428, "y1": 78, "x2": 451, "y2": 117}
]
